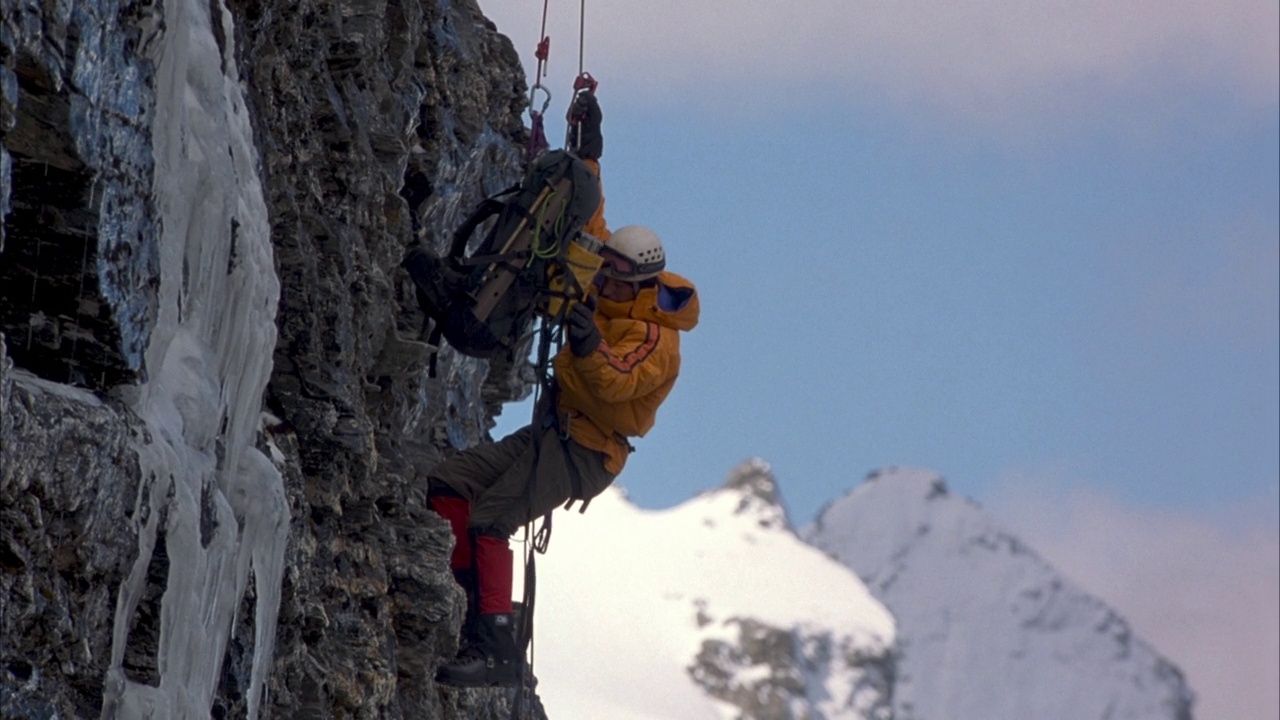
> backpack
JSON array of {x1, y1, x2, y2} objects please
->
[{"x1": 401, "y1": 150, "x2": 603, "y2": 365}]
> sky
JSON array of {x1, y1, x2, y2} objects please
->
[{"x1": 480, "y1": 2, "x2": 1279, "y2": 718}]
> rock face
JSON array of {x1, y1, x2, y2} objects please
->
[
  {"x1": 0, "y1": 341, "x2": 144, "y2": 719},
  {"x1": 2, "y1": 0, "x2": 542, "y2": 718},
  {"x1": 803, "y1": 467, "x2": 1196, "y2": 720},
  {"x1": 0, "y1": 0, "x2": 160, "y2": 389}
]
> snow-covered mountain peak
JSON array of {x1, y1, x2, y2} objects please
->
[
  {"x1": 804, "y1": 467, "x2": 957, "y2": 556},
  {"x1": 709, "y1": 457, "x2": 791, "y2": 531},
  {"x1": 537, "y1": 483, "x2": 896, "y2": 719},
  {"x1": 863, "y1": 466, "x2": 949, "y2": 498},
  {"x1": 804, "y1": 467, "x2": 1195, "y2": 720}
]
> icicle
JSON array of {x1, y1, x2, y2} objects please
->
[{"x1": 101, "y1": 0, "x2": 287, "y2": 715}]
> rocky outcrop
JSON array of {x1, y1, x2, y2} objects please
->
[
  {"x1": 0, "y1": 336, "x2": 144, "y2": 719},
  {"x1": 720, "y1": 457, "x2": 791, "y2": 531},
  {"x1": 2, "y1": 0, "x2": 543, "y2": 717},
  {"x1": 689, "y1": 615, "x2": 895, "y2": 720}
]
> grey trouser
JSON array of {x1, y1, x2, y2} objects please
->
[{"x1": 427, "y1": 424, "x2": 615, "y2": 537}]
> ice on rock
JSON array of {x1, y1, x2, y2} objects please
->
[{"x1": 101, "y1": 0, "x2": 288, "y2": 717}]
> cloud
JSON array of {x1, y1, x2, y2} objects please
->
[
  {"x1": 988, "y1": 473, "x2": 1280, "y2": 720},
  {"x1": 481, "y1": 0, "x2": 1278, "y2": 121}
]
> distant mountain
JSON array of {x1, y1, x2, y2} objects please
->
[
  {"x1": 802, "y1": 467, "x2": 1196, "y2": 720},
  {"x1": 534, "y1": 459, "x2": 897, "y2": 720}
]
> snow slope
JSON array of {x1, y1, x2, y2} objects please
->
[
  {"x1": 802, "y1": 467, "x2": 1195, "y2": 720},
  {"x1": 532, "y1": 460, "x2": 896, "y2": 720}
]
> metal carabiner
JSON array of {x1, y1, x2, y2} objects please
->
[
  {"x1": 529, "y1": 82, "x2": 552, "y2": 118},
  {"x1": 525, "y1": 83, "x2": 553, "y2": 161}
]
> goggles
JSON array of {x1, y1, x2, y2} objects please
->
[{"x1": 599, "y1": 246, "x2": 663, "y2": 280}]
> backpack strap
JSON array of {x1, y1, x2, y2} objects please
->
[{"x1": 449, "y1": 196, "x2": 510, "y2": 258}]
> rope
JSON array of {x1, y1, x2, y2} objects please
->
[
  {"x1": 530, "y1": 193, "x2": 568, "y2": 260},
  {"x1": 577, "y1": 0, "x2": 586, "y2": 78},
  {"x1": 511, "y1": 4, "x2": 593, "y2": 713},
  {"x1": 525, "y1": 0, "x2": 553, "y2": 162},
  {"x1": 533, "y1": 0, "x2": 551, "y2": 91},
  {"x1": 563, "y1": 0, "x2": 597, "y2": 151},
  {"x1": 511, "y1": 311, "x2": 564, "y2": 720}
]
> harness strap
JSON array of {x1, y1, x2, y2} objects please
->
[{"x1": 453, "y1": 250, "x2": 531, "y2": 268}]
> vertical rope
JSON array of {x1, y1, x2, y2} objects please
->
[{"x1": 577, "y1": 0, "x2": 586, "y2": 77}]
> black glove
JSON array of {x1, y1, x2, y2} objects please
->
[
  {"x1": 566, "y1": 298, "x2": 601, "y2": 357},
  {"x1": 567, "y1": 92, "x2": 603, "y2": 160}
]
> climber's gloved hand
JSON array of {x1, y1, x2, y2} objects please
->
[
  {"x1": 567, "y1": 297, "x2": 601, "y2": 357},
  {"x1": 567, "y1": 92, "x2": 603, "y2": 160}
]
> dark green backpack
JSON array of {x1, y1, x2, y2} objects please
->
[{"x1": 401, "y1": 150, "x2": 602, "y2": 363}]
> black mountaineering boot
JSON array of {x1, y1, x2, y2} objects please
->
[
  {"x1": 454, "y1": 569, "x2": 481, "y2": 654},
  {"x1": 435, "y1": 613, "x2": 520, "y2": 687}
]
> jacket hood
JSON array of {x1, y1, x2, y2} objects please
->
[{"x1": 597, "y1": 270, "x2": 699, "y2": 332}]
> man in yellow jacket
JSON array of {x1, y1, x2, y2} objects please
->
[{"x1": 428, "y1": 95, "x2": 700, "y2": 688}]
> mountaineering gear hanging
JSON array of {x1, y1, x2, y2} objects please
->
[
  {"x1": 563, "y1": 0, "x2": 599, "y2": 154},
  {"x1": 418, "y1": 0, "x2": 615, "y2": 711},
  {"x1": 524, "y1": 0, "x2": 554, "y2": 161},
  {"x1": 400, "y1": 150, "x2": 604, "y2": 363},
  {"x1": 566, "y1": 86, "x2": 602, "y2": 160}
]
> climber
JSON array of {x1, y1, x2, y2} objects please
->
[{"x1": 427, "y1": 92, "x2": 701, "y2": 687}]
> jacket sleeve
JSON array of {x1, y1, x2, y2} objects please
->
[
  {"x1": 570, "y1": 321, "x2": 674, "y2": 403},
  {"x1": 581, "y1": 158, "x2": 610, "y2": 242}
]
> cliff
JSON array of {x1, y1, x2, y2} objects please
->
[{"x1": 1, "y1": 0, "x2": 540, "y2": 717}]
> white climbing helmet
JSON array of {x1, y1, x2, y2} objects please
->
[{"x1": 601, "y1": 225, "x2": 665, "y2": 281}]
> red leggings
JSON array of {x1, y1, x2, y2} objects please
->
[{"x1": 428, "y1": 494, "x2": 513, "y2": 615}]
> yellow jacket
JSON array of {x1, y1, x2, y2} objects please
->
[
  {"x1": 581, "y1": 159, "x2": 610, "y2": 242},
  {"x1": 553, "y1": 271, "x2": 700, "y2": 474}
]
